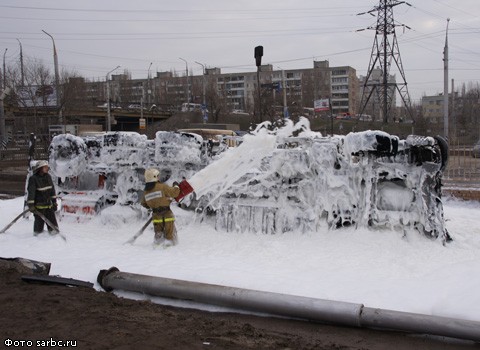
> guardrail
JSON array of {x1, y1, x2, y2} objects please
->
[
  {"x1": 445, "y1": 146, "x2": 480, "y2": 183},
  {"x1": 0, "y1": 146, "x2": 49, "y2": 163}
]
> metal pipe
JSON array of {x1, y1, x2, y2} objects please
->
[
  {"x1": 97, "y1": 267, "x2": 480, "y2": 342},
  {"x1": 360, "y1": 307, "x2": 480, "y2": 343},
  {"x1": 97, "y1": 267, "x2": 362, "y2": 327}
]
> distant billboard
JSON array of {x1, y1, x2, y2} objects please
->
[{"x1": 314, "y1": 99, "x2": 330, "y2": 112}]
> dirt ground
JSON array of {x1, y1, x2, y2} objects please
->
[{"x1": 0, "y1": 260, "x2": 479, "y2": 350}]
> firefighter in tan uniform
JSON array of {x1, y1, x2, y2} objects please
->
[{"x1": 141, "y1": 168, "x2": 181, "y2": 247}]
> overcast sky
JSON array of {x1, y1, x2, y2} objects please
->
[{"x1": 0, "y1": 0, "x2": 479, "y2": 103}]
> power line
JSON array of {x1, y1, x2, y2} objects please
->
[
  {"x1": 0, "y1": 12, "x2": 359, "y2": 23},
  {"x1": 0, "y1": 26, "x2": 360, "y2": 37},
  {"x1": 0, "y1": 29, "x2": 358, "y2": 42},
  {"x1": 0, "y1": 4, "x2": 368, "y2": 14},
  {"x1": 431, "y1": 0, "x2": 478, "y2": 18}
]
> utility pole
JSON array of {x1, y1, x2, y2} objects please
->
[
  {"x1": 147, "y1": 62, "x2": 152, "y2": 106},
  {"x1": 277, "y1": 67, "x2": 288, "y2": 118},
  {"x1": 179, "y1": 58, "x2": 190, "y2": 107},
  {"x1": 2, "y1": 48, "x2": 7, "y2": 90},
  {"x1": 42, "y1": 30, "x2": 62, "y2": 124},
  {"x1": 451, "y1": 78, "x2": 455, "y2": 141},
  {"x1": 146, "y1": 62, "x2": 152, "y2": 133},
  {"x1": 357, "y1": 0, "x2": 412, "y2": 123},
  {"x1": 282, "y1": 69, "x2": 288, "y2": 118},
  {"x1": 106, "y1": 65, "x2": 120, "y2": 132},
  {"x1": 195, "y1": 61, "x2": 207, "y2": 123},
  {"x1": 443, "y1": 18, "x2": 450, "y2": 140},
  {"x1": 17, "y1": 39, "x2": 24, "y2": 86},
  {"x1": 140, "y1": 86, "x2": 144, "y2": 130},
  {"x1": 0, "y1": 49, "x2": 5, "y2": 146}
]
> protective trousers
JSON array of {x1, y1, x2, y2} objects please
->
[
  {"x1": 152, "y1": 209, "x2": 177, "y2": 244},
  {"x1": 33, "y1": 207, "x2": 58, "y2": 233}
]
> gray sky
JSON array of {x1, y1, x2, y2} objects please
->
[{"x1": 1, "y1": 0, "x2": 479, "y2": 103}]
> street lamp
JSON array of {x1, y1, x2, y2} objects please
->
[
  {"x1": 17, "y1": 39, "x2": 25, "y2": 86},
  {"x1": 179, "y1": 57, "x2": 190, "y2": 108},
  {"x1": 276, "y1": 66, "x2": 288, "y2": 119},
  {"x1": 106, "y1": 65, "x2": 120, "y2": 132},
  {"x1": 0, "y1": 48, "x2": 7, "y2": 145},
  {"x1": 42, "y1": 30, "x2": 62, "y2": 124},
  {"x1": 2, "y1": 48, "x2": 6, "y2": 90},
  {"x1": 145, "y1": 62, "x2": 154, "y2": 134},
  {"x1": 195, "y1": 61, "x2": 207, "y2": 123},
  {"x1": 147, "y1": 62, "x2": 152, "y2": 106}
]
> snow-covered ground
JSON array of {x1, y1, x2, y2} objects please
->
[{"x1": 0, "y1": 194, "x2": 479, "y2": 323}]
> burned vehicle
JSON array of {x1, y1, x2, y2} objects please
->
[
  {"x1": 188, "y1": 119, "x2": 449, "y2": 242},
  {"x1": 48, "y1": 131, "x2": 209, "y2": 219},
  {"x1": 46, "y1": 118, "x2": 449, "y2": 242}
]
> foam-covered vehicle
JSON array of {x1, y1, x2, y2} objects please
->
[
  {"x1": 46, "y1": 119, "x2": 450, "y2": 242},
  {"x1": 48, "y1": 131, "x2": 209, "y2": 220},
  {"x1": 189, "y1": 119, "x2": 450, "y2": 242}
]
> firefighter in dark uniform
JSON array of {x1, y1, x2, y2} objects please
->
[
  {"x1": 27, "y1": 160, "x2": 59, "y2": 235},
  {"x1": 141, "y1": 168, "x2": 181, "y2": 246}
]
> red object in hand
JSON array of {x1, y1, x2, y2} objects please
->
[{"x1": 175, "y1": 180, "x2": 194, "y2": 202}]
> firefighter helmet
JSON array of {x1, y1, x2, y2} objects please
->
[
  {"x1": 145, "y1": 168, "x2": 160, "y2": 183},
  {"x1": 33, "y1": 160, "x2": 49, "y2": 172}
]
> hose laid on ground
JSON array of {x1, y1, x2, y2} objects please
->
[{"x1": 97, "y1": 267, "x2": 480, "y2": 343}]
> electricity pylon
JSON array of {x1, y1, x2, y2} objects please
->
[{"x1": 358, "y1": 0, "x2": 413, "y2": 123}]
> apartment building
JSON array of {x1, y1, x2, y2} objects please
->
[
  {"x1": 330, "y1": 65, "x2": 358, "y2": 116},
  {"x1": 84, "y1": 61, "x2": 359, "y2": 118},
  {"x1": 358, "y1": 68, "x2": 397, "y2": 120},
  {"x1": 422, "y1": 94, "x2": 443, "y2": 124}
]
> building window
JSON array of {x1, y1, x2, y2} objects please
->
[{"x1": 332, "y1": 77, "x2": 348, "y2": 83}]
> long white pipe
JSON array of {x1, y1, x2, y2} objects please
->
[{"x1": 97, "y1": 267, "x2": 480, "y2": 343}]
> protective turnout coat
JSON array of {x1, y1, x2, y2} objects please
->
[
  {"x1": 141, "y1": 182, "x2": 180, "y2": 243},
  {"x1": 27, "y1": 171, "x2": 58, "y2": 233},
  {"x1": 27, "y1": 172, "x2": 57, "y2": 210}
]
